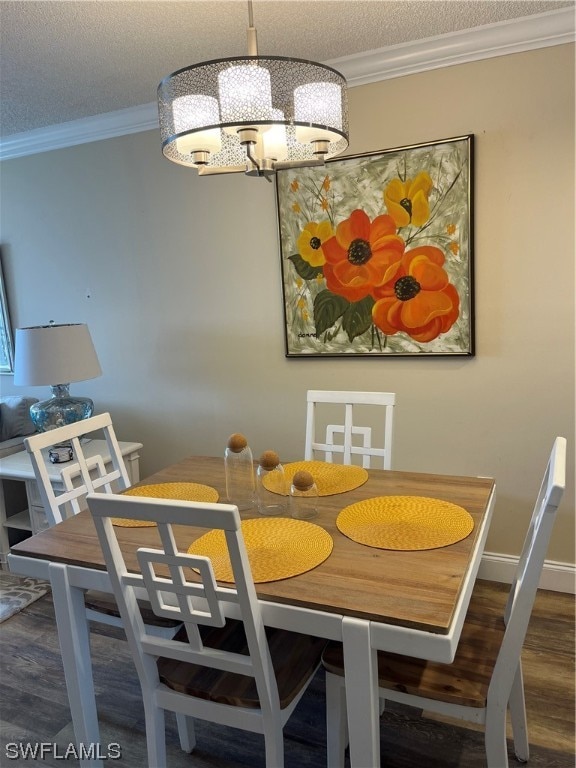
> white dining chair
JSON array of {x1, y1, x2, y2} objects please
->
[
  {"x1": 304, "y1": 390, "x2": 395, "y2": 469},
  {"x1": 87, "y1": 491, "x2": 327, "y2": 768},
  {"x1": 24, "y1": 412, "x2": 130, "y2": 527},
  {"x1": 322, "y1": 436, "x2": 567, "y2": 768},
  {"x1": 23, "y1": 413, "x2": 181, "y2": 632}
]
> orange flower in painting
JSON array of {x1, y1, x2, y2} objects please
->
[
  {"x1": 290, "y1": 179, "x2": 299, "y2": 192},
  {"x1": 372, "y1": 245, "x2": 459, "y2": 342},
  {"x1": 322, "y1": 175, "x2": 331, "y2": 192},
  {"x1": 292, "y1": 202, "x2": 301, "y2": 214},
  {"x1": 322, "y1": 209, "x2": 405, "y2": 303},
  {"x1": 384, "y1": 171, "x2": 433, "y2": 228}
]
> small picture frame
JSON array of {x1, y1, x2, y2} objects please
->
[{"x1": 275, "y1": 135, "x2": 474, "y2": 357}]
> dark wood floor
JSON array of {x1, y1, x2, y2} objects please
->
[{"x1": 0, "y1": 580, "x2": 574, "y2": 767}]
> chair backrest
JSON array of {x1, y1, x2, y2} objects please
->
[
  {"x1": 24, "y1": 412, "x2": 130, "y2": 526},
  {"x1": 490, "y1": 436, "x2": 567, "y2": 702},
  {"x1": 304, "y1": 390, "x2": 395, "y2": 469},
  {"x1": 87, "y1": 492, "x2": 281, "y2": 720}
]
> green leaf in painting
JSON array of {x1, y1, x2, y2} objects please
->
[
  {"x1": 288, "y1": 254, "x2": 323, "y2": 281},
  {"x1": 314, "y1": 290, "x2": 349, "y2": 336},
  {"x1": 342, "y1": 296, "x2": 375, "y2": 342}
]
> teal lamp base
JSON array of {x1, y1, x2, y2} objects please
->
[{"x1": 30, "y1": 384, "x2": 94, "y2": 433}]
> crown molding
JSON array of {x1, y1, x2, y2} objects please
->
[
  {"x1": 326, "y1": 6, "x2": 575, "y2": 85},
  {"x1": 1, "y1": 7, "x2": 573, "y2": 161},
  {"x1": 325, "y1": 8, "x2": 576, "y2": 87},
  {"x1": 0, "y1": 103, "x2": 159, "y2": 161}
]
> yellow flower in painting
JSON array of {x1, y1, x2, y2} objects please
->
[
  {"x1": 322, "y1": 175, "x2": 331, "y2": 192},
  {"x1": 297, "y1": 297, "x2": 306, "y2": 310},
  {"x1": 296, "y1": 278, "x2": 303, "y2": 289},
  {"x1": 384, "y1": 171, "x2": 433, "y2": 228},
  {"x1": 320, "y1": 196, "x2": 329, "y2": 211},
  {"x1": 446, "y1": 223, "x2": 456, "y2": 236},
  {"x1": 297, "y1": 220, "x2": 334, "y2": 267},
  {"x1": 291, "y1": 179, "x2": 299, "y2": 192},
  {"x1": 302, "y1": 309, "x2": 309, "y2": 322},
  {"x1": 449, "y1": 241, "x2": 459, "y2": 255},
  {"x1": 292, "y1": 202, "x2": 301, "y2": 214}
]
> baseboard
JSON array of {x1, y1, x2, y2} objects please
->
[{"x1": 479, "y1": 553, "x2": 576, "y2": 594}]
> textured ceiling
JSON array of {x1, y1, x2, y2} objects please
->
[{"x1": 1, "y1": 0, "x2": 573, "y2": 137}]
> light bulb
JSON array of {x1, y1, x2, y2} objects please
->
[
  {"x1": 294, "y1": 82, "x2": 343, "y2": 145},
  {"x1": 218, "y1": 64, "x2": 273, "y2": 134},
  {"x1": 172, "y1": 95, "x2": 222, "y2": 156},
  {"x1": 262, "y1": 109, "x2": 288, "y2": 161}
]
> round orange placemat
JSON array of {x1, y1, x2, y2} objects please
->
[
  {"x1": 336, "y1": 496, "x2": 474, "y2": 550},
  {"x1": 112, "y1": 482, "x2": 219, "y2": 527},
  {"x1": 263, "y1": 461, "x2": 368, "y2": 497},
  {"x1": 187, "y1": 517, "x2": 333, "y2": 583}
]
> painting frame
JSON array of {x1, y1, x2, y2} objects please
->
[
  {"x1": 275, "y1": 135, "x2": 475, "y2": 358},
  {"x1": 0, "y1": 251, "x2": 15, "y2": 374}
]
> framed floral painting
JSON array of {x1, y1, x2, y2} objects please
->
[
  {"x1": 0, "y1": 251, "x2": 14, "y2": 374},
  {"x1": 275, "y1": 135, "x2": 474, "y2": 357}
]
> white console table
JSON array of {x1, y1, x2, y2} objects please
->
[{"x1": 0, "y1": 439, "x2": 142, "y2": 567}]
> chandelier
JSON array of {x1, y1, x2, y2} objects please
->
[{"x1": 157, "y1": 1, "x2": 349, "y2": 179}]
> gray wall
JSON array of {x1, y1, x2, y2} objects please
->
[{"x1": 1, "y1": 44, "x2": 574, "y2": 564}]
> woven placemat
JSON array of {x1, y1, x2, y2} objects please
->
[
  {"x1": 187, "y1": 517, "x2": 333, "y2": 583},
  {"x1": 112, "y1": 482, "x2": 219, "y2": 527},
  {"x1": 336, "y1": 496, "x2": 474, "y2": 550},
  {"x1": 263, "y1": 460, "x2": 368, "y2": 497}
]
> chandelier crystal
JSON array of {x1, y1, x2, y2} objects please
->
[{"x1": 157, "y1": 1, "x2": 349, "y2": 178}]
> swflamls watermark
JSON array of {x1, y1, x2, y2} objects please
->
[{"x1": 4, "y1": 742, "x2": 122, "y2": 760}]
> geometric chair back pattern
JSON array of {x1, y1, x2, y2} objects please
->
[
  {"x1": 305, "y1": 390, "x2": 396, "y2": 469},
  {"x1": 24, "y1": 412, "x2": 130, "y2": 526}
]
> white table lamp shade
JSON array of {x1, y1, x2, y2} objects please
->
[
  {"x1": 13, "y1": 323, "x2": 102, "y2": 433},
  {"x1": 14, "y1": 324, "x2": 102, "y2": 386}
]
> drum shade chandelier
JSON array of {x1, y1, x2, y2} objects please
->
[{"x1": 157, "y1": 1, "x2": 349, "y2": 179}]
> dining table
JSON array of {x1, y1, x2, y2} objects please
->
[{"x1": 8, "y1": 454, "x2": 495, "y2": 768}]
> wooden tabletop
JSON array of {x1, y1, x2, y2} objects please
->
[{"x1": 11, "y1": 455, "x2": 495, "y2": 635}]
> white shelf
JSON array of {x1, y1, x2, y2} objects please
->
[{"x1": 3, "y1": 509, "x2": 32, "y2": 531}]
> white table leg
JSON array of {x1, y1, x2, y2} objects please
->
[
  {"x1": 0, "y1": 479, "x2": 10, "y2": 568},
  {"x1": 49, "y1": 562, "x2": 103, "y2": 768},
  {"x1": 124, "y1": 450, "x2": 141, "y2": 484},
  {"x1": 342, "y1": 616, "x2": 380, "y2": 768}
]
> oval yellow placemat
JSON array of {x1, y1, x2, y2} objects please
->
[
  {"x1": 263, "y1": 461, "x2": 368, "y2": 497},
  {"x1": 187, "y1": 517, "x2": 333, "y2": 583},
  {"x1": 336, "y1": 496, "x2": 474, "y2": 550},
  {"x1": 112, "y1": 482, "x2": 219, "y2": 527}
]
